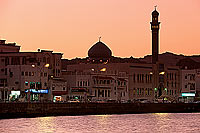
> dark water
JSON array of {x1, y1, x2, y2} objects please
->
[{"x1": 0, "y1": 113, "x2": 200, "y2": 133}]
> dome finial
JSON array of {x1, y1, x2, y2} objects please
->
[
  {"x1": 154, "y1": 5, "x2": 157, "y2": 10},
  {"x1": 98, "y1": 36, "x2": 101, "y2": 42}
]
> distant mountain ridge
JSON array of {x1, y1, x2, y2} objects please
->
[{"x1": 139, "y1": 52, "x2": 200, "y2": 69}]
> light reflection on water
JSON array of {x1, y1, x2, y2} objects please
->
[{"x1": 0, "y1": 113, "x2": 200, "y2": 133}]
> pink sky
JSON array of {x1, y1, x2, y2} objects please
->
[{"x1": 0, "y1": 0, "x2": 200, "y2": 59}]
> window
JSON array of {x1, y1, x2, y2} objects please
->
[
  {"x1": 36, "y1": 82, "x2": 42, "y2": 89},
  {"x1": 98, "y1": 90, "x2": 100, "y2": 97},
  {"x1": 118, "y1": 81, "x2": 120, "y2": 86},
  {"x1": 63, "y1": 87, "x2": 66, "y2": 90},
  {"x1": 108, "y1": 90, "x2": 110, "y2": 97},
  {"x1": 21, "y1": 71, "x2": 24, "y2": 76},
  {"x1": 30, "y1": 82, "x2": 35, "y2": 89},
  {"x1": 25, "y1": 81, "x2": 28, "y2": 86},
  {"x1": 133, "y1": 74, "x2": 135, "y2": 82},
  {"x1": 44, "y1": 73, "x2": 47, "y2": 77},
  {"x1": 175, "y1": 73, "x2": 177, "y2": 80},
  {"x1": 102, "y1": 90, "x2": 104, "y2": 97},
  {"x1": 22, "y1": 57, "x2": 26, "y2": 65},
  {"x1": 52, "y1": 87, "x2": 55, "y2": 90},
  {"x1": 5, "y1": 68, "x2": 7, "y2": 75},
  {"x1": 137, "y1": 88, "x2": 139, "y2": 95},
  {"x1": 185, "y1": 75, "x2": 187, "y2": 79},
  {"x1": 133, "y1": 88, "x2": 136, "y2": 95},
  {"x1": 25, "y1": 72, "x2": 28, "y2": 76}
]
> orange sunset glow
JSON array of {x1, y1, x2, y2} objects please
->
[{"x1": 0, "y1": 0, "x2": 200, "y2": 59}]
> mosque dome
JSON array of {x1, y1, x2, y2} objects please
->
[{"x1": 88, "y1": 41, "x2": 112, "y2": 59}]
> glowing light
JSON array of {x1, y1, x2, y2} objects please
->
[
  {"x1": 25, "y1": 89, "x2": 49, "y2": 94},
  {"x1": 154, "y1": 88, "x2": 157, "y2": 91},
  {"x1": 164, "y1": 88, "x2": 167, "y2": 91},
  {"x1": 159, "y1": 72, "x2": 165, "y2": 75},
  {"x1": 150, "y1": 72, "x2": 153, "y2": 75},
  {"x1": 45, "y1": 64, "x2": 50, "y2": 67},
  {"x1": 100, "y1": 68, "x2": 106, "y2": 72},
  {"x1": 32, "y1": 64, "x2": 35, "y2": 67},
  {"x1": 182, "y1": 93, "x2": 195, "y2": 97}
]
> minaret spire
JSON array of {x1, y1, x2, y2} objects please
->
[
  {"x1": 98, "y1": 36, "x2": 101, "y2": 42},
  {"x1": 150, "y1": 7, "x2": 160, "y2": 64},
  {"x1": 154, "y1": 5, "x2": 157, "y2": 10}
]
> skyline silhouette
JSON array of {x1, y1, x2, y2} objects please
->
[{"x1": 0, "y1": 0, "x2": 200, "y2": 59}]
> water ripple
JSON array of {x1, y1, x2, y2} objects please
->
[{"x1": 0, "y1": 113, "x2": 200, "y2": 133}]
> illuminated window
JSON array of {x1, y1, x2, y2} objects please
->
[
  {"x1": 133, "y1": 88, "x2": 136, "y2": 95},
  {"x1": 25, "y1": 81, "x2": 28, "y2": 86}
]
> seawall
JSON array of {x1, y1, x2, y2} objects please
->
[{"x1": 0, "y1": 103, "x2": 200, "y2": 119}]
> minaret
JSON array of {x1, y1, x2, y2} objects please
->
[{"x1": 150, "y1": 6, "x2": 160, "y2": 64}]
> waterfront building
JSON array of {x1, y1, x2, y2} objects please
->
[
  {"x1": 179, "y1": 69, "x2": 196, "y2": 102},
  {"x1": 50, "y1": 78, "x2": 68, "y2": 102},
  {"x1": 0, "y1": 40, "x2": 63, "y2": 101},
  {"x1": 63, "y1": 62, "x2": 129, "y2": 102}
]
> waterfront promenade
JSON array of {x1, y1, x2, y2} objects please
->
[{"x1": 0, "y1": 102, "x2": 200, "y2": 119}]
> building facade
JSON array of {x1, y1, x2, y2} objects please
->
[{"x1": 0, "y1": 40, "x2": 63, "y2": 102}]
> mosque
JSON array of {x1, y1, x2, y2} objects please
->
[{"x1": 61, "y1": 8, "x2": 180, "y2": 102}]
